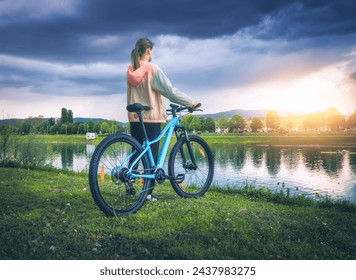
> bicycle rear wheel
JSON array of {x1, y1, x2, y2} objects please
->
[
  {"x1": 168, "y1": 135, "x2": 214, "y2": 198},
  {"x1": 89, "y1": 134, "x2": 150, "y2": 216}
]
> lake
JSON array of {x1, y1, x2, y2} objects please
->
[{"x1": 49, "y1": 142, "x2": 356, "y2": 204}]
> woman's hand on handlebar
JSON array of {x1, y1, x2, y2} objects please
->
[
  {"x1": 192, "y1": 102, "x2": 201, "y2": 110},
  {"x1": 186, "y1": 102, "x2": 202, "y2": 113}
]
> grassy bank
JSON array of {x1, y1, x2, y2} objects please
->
[
  {"x1": 1, "y1": 167, "x2": 355, "y2": 260},
  {"x1": 203, "y1": 132, "x2": 356, "y2": 147},
  {"x1": 36, "y1": 132, "x2": 356, "y2": 147}
]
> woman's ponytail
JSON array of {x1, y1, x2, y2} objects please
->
[
  {"x1": 131, "y1": 38, "x2": 154, "y2": 70},
  {"x1": 131, "y1": 47, "x2": 140, "y2": 70}
]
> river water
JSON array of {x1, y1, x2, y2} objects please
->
[{"x1": 50, "y1": 143, "x2": 356, "y2": 204}]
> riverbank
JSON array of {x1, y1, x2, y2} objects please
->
[
  {"x1": 203, "y1": 132, "x2": 356, "y2": 147},
  {"x1": 1, "y1": 167, "x2": 355, "y2": 260},
  {"x1": 37, "y1": 132, "x2": 356, "y2": 147}
]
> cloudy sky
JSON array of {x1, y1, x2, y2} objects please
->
[{"x1": 0, "y1": 0, "x2": 355, "y2": 121}]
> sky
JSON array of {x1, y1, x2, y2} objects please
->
[{"x1": 0, "y1": 0, "x2": 355, "y2": 121}]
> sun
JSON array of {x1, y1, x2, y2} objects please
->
[{"x1": 233, "y1": 65, "x2": 353, "y2": 115}]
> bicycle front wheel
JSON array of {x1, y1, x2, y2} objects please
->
[
  {"x1": 89, "y1": 134, "x2": 150, "y2": 216},
  {"x1": 168, "y1": 135, "x2": 214, "y2": 198}
]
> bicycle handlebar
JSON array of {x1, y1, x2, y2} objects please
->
[{"x1": 167, "y1": 103, "x2": 202, "y2": 114}]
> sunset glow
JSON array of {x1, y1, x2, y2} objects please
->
[
  {"x1": 234, "y1": 65, "x2": 354, "y2": 114},
  {"x1": 0, "y1": 1, "x2": 355, "y2": 120}
]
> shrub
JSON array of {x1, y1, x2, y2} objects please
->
[{"x1": 16, "y1": 135, "x2": 54, "y2": 165}]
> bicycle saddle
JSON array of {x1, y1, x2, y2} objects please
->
[{"x1": 126, "y1": 103, "x2": 151, "y2": 113}]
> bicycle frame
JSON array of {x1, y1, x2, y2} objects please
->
[{"x1": 127, "y1": 115, "x2": 180, "y2": 180}]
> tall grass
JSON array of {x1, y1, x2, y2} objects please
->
[
  {"x1": 1, "y1": 167, "x2": 355, "y2": 260},
  {"x1": 0, "y1": 129, "x2": 54, "y2": 167}
]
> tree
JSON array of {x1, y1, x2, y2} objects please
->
[
  {"x1": 203, "y1": 117, "x2": 215, "y2": 132},
  {"x1": 67, "y1": 110, "x2": 73, "y2": 123},
  {"x1": 78, "y1": 123, "x2": 85, "y2": 134},
  {"x1": 87, "y1": 119, "x2": 94, "y2": 132},
  {"x1": 37, "y1": 121, "x2": 49, "y2": 134},
  {"x1": 229, "y1": 114, "x2": 246, "y2": 133},
  {"x1": 60, "y1": 124, "x2": 68, "y2": 134},
  {"x1": 216, "y1": 115, "x2": 229, "y2": 130},
  {"x1": 284, "y1": 114, "x2": 298, "y2": 131},
  {"x1": 326, "y1": 108, "x2": 345, "y2": 131},
  {"x1": 49, "y1": 124, "x2": 60, "y2": 135},
  {"x1": 48, "y1": 117, "x2": 55, "y2": 126},
  {"x1": 107, "y1": 120, "x2": 123, "y2": 134},
  {"x1": 250, "y1": 117, "x2": 263, "y2": 132},
  {"x1": 346, "y1": 110, "x2": 356, "y2": 129},
  {"x1": 303, "y1": 113, "x2": 324, "y2": 130},
  {"x1": 19, "y1": 120, "x2": 31, "y2": 135},
  {"x1": 100, "y1": 122, "x2": 109, "y2": 134},
  {"x1": 190, "y1": 117, "x2": 202, "y2": 131},
  {"x1": 61, "y1": 108, "x2": 68, "y2": 123},
  {"x1": 182, "y1": 115, "x2": 194, "y2": 130},
  {"x1": 94, "y1": 122, "x2": 102, "y2": 134},
  {"x1": 71, "y1": 123, "x2": 78, "y2": 134},
  {"x1": 266, "y1": 111, "x2": 280, "y2": 131}
]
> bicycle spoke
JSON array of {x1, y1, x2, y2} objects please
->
[
  {"x1": 89, "y1": 134, "x2": 150, "y2": 216},
  {"x1": 169, "y1": 135, "x2": 214, "y2": 197}
]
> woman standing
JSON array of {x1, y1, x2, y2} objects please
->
[{"x1": 127, "y1": 38, "x2": 200, "y2": 201}]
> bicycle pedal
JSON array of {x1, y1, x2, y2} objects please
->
[
  {"x1": 175, "y1": 174, "x2": 185, "y2": 184},
  {"x1": 126, "y1": 186, "x2": 136, "y2": 195}
]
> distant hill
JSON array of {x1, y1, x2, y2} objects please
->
[
  {"x1": 0, "y1": 117, "x2": 128, "y2": 126},
  {"x1": 0, "y1": 118, "x2": 20, "y2": 125},
  {"x1": 73, "y1": 117, "x2": 107, "y2": 124},
  {"x1": 74, "y1": 118, "x2": 128, "y2": 126},
  {"x1": 0, "y1": 109, "x2": 306, "y2": 125},
  {"x1": 200, "y1": 109, "x2": 269, "y2": 119},
  {"x1": 199, "y1": 109, "x2": 306, "y2": 119}
]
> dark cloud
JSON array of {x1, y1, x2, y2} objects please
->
[
  {"x1": 0, "y1": 0, "x2": 355, "y2": 64},
  {"x1": 248, "y1": 1, "x2": 356, "y2": 40},
  {"x1": 81, "y1": 0, "x2": 284, "y2": 36},
  {"x1": 0, "y1": 0, "x2": 355, "y2": 117}
]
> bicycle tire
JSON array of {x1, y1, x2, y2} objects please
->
[
  {"x1": 89, "y1": 134, "x2": 150, "y2": 216},
  {"x1": 168, "y1": 135, "x2": 214, "y2": 198}
]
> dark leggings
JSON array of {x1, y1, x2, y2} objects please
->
[{"x1": 130, "y1": 122, "x2": 161, "y2": 194}]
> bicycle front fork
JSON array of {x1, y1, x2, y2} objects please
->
[{"x1": 174, "y1": 126, "x2": 197, "y2": 170}]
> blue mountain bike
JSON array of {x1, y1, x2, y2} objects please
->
[{"x1": 89, "y1": 103, "x2": 214, "y2": 216}]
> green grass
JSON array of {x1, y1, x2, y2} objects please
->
[
  {"x1": 202, "y1": 132, "x2": 356, "y2": 147},
  {"x1": 35, "y1": 132, "x2": 356, "y2": 147},
  {"x1": 1, "y1": 167, "x2": 355, "y2": 260}
]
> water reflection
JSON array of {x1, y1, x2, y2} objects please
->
[
  {"x1": 250, "y1": 148, "x2": 264, "y2": 168},
  {"x1": 210, "y1": 144, "x2": 356, "y2": 203},
  {"x1": 321, "y1": 153, "x2": 343, "y2": 177},
  {"x1": 282, "y1": 148, "x2": 300, "y2": 170},
  {"x1": 235, "y1": 147, "x2": 247, "y2": 171},
  {"x1": 50, "y1": 143, "x2": 356, "y2": 203},
  {"x1": 302, "y1": 149, "x2": 322, "y2": 172},
  {"x1": 266, "y1": 148, "x2": 281, "y2": 176},
  {"x1": 51, "y1": 143, "x2": 95, "y2": 172}
]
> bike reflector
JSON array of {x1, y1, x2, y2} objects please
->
[
  {"x1": 100, "y1": 164, "x2": 105, "y2": 181},
  {"x1": 198, "y1": 148, "x2": 206, "y2": 157}
]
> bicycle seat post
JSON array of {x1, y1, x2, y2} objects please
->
[
  {"x1": 137, "y1": 111, "x2": 149, "y2": 142},
  {"x1": 126, "y1": 103, "x2": 151, "y2": 143}
]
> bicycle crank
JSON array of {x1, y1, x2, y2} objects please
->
[{"x1": 155, "y1": 168, "x2": 185, "y2": 185}]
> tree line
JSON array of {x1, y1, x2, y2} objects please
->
[
  {"x1": 209, "y1": 108, "x2": 356, "y2": 132},
  {"x1": 1, "y1": 107, "x2": 356, "y2": 136},
  {"x1": 5, "y1": 108, "x2": 125, "y2": 135}
]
